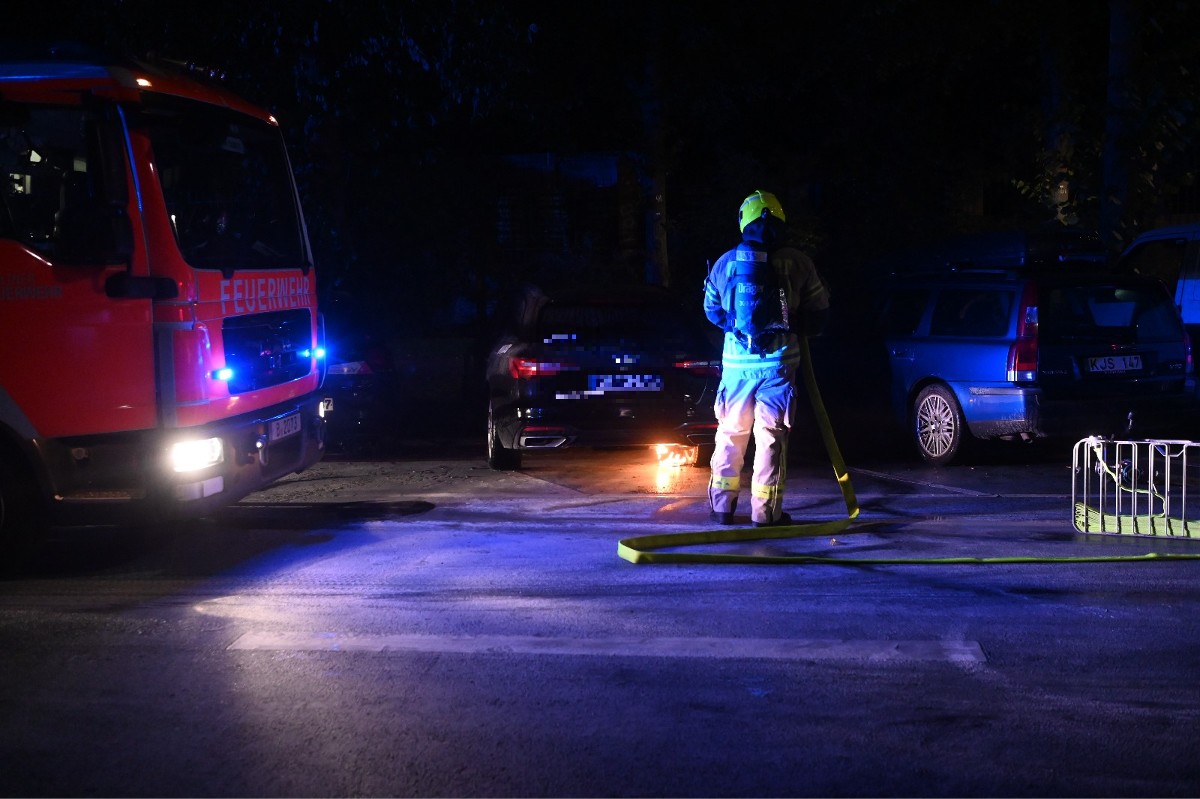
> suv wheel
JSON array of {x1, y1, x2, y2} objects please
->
[
  {"x1": 913, "y1": 384, "x2": 969, "y2": 466},
  {"x1": 487, "y1": 401, "x2": 521, "y2": 471}
]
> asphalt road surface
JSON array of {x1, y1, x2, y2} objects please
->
[{"x1": 2, "y1": 440, "x2": 1199, "y2": 798}]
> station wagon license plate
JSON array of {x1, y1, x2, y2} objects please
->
[
  {"x1": 1087, "y1": 354, "x2": 1143, "y2": 373},
  {"x1": 269, "y1": 412, "x2": 303, "y2": 441},
  {"x1": 588, "y1": 374, "x2": 664, "y2": 392}
]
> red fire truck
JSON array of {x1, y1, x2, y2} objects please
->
[{"x1": 0, "y1": 47, "x2": 327, "y2": 548}]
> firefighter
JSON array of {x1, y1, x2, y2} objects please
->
[{"x1": 702, "y1": 190, "x2": 830, "y2": 526}]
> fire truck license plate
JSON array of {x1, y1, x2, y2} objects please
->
[{"x1": 270, "y1": 412, "x2": 302, "y2": 441}]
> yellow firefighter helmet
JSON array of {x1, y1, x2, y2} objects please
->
[{"x1": 738, "y1": 190, "x2": 786, "y2": 233}]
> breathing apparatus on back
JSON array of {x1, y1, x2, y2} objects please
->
[{"x1": 729, "y1": 191, "x2": 791, "y2": 355}]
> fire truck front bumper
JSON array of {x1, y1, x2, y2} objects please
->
[
  {"x1": 170, "y1": 394, "x2": 327, "y2": 511},
  {"x1": 42, "y1": 393, "x2": 326, "y2": 528}
]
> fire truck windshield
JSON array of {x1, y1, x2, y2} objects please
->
[{"x1": 136, "y1": 94, "x2": 305, "y2": 272}]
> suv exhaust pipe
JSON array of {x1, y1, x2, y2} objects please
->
[{"x1": 519, "y1": 426, "x2": 570, "y2": 448}]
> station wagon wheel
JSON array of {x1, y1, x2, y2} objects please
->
[
  {"x1": 487, "y1": 400, "x2": 521, "y2": 471},
  {"x1": 913, "y1": 384, "x2": 969, "y2": 466}
]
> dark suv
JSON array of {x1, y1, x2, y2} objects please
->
[
  {"x1": 875, "y1": 231, "x2": 1195, "y2": 464},
  {"x1": 484, "y1": 284, "x2": 720, "y2": 470}
]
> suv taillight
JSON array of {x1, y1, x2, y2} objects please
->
[
  {"x1": 674, "y1": 359, "x2": 721, "y2": 377},
  {"x1": 509, "y1": 357, "x2": 578, "y2": 379},
  {"x1": 1006, "y1": 282, "x2": 1039, "y2": 382}
]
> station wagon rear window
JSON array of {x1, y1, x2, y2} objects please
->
[{"x1": 1041, "y1": 284, "x2": 1181, "y2": 342}]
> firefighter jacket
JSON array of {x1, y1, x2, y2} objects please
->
[{"x1": 703, "y1": 243, "x2": 830, "y2": 380}]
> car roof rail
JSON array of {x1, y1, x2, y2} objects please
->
[
  {"x1": 888, "y1": 266, "x2": 1022, "y2": 280},
  {"x1": 880, "y1": 228, "x2": 1110, "y2": 278}
]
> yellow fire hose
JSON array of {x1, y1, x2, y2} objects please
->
[{"x1": 617, "y1": 338, "x2": 1200, "y2": 565}]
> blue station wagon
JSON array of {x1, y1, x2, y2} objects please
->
[{"x1": 876, "y1": 234, "x2": 1195, "y2": 464}]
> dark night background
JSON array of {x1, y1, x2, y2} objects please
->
[{"x1": 11, "y1": 0, "x2": 1200, "y2": 433}]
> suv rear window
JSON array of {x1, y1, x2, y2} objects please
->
[
  {"x1": 538, "y1": 302, "x2": 701, "y2": 350},
  {"x1": 1120, "y1": 237, "x2": 1188, "y2": 289}
]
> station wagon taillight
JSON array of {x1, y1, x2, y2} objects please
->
[{"x1": 1006, "y1": 282, "x2": 1039, "y2": 382}]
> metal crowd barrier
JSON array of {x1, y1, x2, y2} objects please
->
[{"x1": 1072, "y1": 436, "x2": 1200, "y2": 537}]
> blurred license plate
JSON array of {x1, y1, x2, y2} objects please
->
[
  {"x1": 269, "y1": 412, "x2": 302, "y2": 441},
  {"x1": 588, "y1": 374, "x2": 663, "y2": 392},
  {"x1": 1087, "y1": 354, "x2": 1142, "y2": 373}
]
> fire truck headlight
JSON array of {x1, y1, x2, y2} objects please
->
[{"x1": 170, "y1": 437, "x2": 225, "y2": 472}]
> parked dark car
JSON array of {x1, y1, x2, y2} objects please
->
[
  {"x1": 484, "y1": 284, "x2": 720, "y2": 470},
  {"x1": 874, "y1": 230, "x2": 1196, "y2": 465}
]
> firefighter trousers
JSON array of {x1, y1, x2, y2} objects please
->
[{"x1": 708, "y1": 371, "x2": 796, "y2": 525}]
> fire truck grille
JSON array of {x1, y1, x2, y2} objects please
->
[{"x1": 222, "y1": 309, "x2": 312, "y2": 394}]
